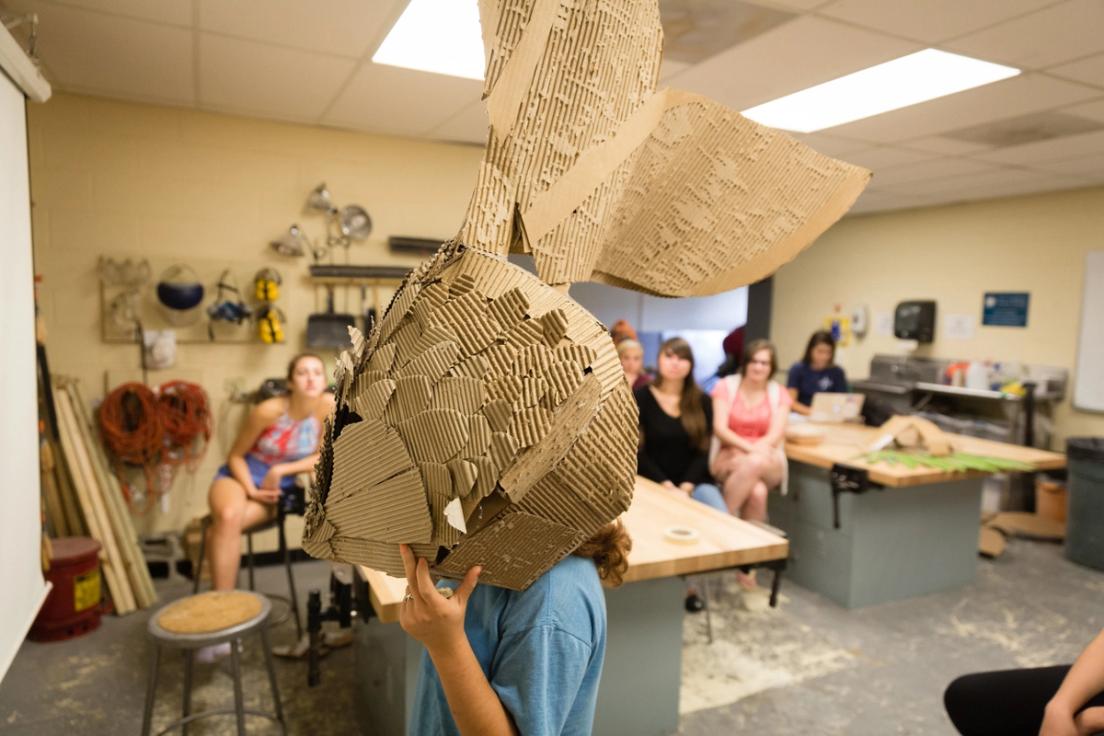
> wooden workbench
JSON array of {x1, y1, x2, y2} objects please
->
[
  {"x1": 358, "y1": 476, "x2": 789, "y2": 621},
  {"x1": 352, "y1": 476, "x2": 789, "y2": 736},
  {"x1": 773, "y1": 422, "x2": 1065, "y2": 608},
  {"x1": 784, "y1": 422, "x2": 1065, "y2": 487}
]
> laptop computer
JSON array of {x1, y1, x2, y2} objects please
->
[{"x1": 809, "y1": 392, "x2": 865, "y2": 423}]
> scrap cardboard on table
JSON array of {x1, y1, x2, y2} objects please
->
[{"x1": 302, "y1": 0, "x2": 871, "y2": 590}]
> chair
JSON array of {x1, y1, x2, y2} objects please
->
[
  {"x1": 141, "y1": 590, "x2": 284, "y2": 735},
  {"x1": 193, "y1": 484, "x2": 305, "y2": 639}
]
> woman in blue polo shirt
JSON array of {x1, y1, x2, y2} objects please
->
[{"x1": 787, "y1": 330, "x2": 848, "y2": 415}]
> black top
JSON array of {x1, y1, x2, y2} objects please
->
[{"x1": 634, "y1": 385, "x2": 714, "y2": 486}]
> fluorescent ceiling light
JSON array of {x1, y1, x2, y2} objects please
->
[
  {"x1": 742, "y1": 49, "x2": 1020, "y2": 133},
  {"x1": 372, "y1": 0, "x2": 485, "y2": 81}
]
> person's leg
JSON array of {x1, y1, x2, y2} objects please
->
[
  {"x1": 944, "y1": 665, "x2": 1073, "y2": 735},
  {"x1": 741, "y1": 481, "x2": 769, "y2": 523},
  {"x1": 207, "y1": 478, "x2": 273, "y2": 590},
  {"x1": 691, "y1": 483, "x2": 728, "y2": 513},
  {"x1": 721, "y1": 453, "x2": 767, "y2": 515}
]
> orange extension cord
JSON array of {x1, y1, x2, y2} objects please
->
[{"x1": 98, "y1": 380, "x2": 211, "y2": 507}]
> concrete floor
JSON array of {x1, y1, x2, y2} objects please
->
[{"x1": 0, "y1": 538, "x2": 1099, "y2": 735}]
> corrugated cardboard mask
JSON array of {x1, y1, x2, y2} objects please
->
[{"x1": 301, "y1": 0, "x2": 871, "y2": 590}]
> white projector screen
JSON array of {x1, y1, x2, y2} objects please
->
[{"x1": 0, "y1": 67, "x2": 49, "y2": 684}]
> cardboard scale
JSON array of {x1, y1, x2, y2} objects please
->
[{"x1": 301, "y1": 0, "x2": 871, "y2": 590}]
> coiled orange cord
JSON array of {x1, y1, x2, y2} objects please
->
[{"x1": 98, "y1": 380, "x2": 211, "y2": 507}]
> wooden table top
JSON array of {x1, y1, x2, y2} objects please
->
[
  {"x1": 784, "y1": 422, "x2": 1066, "y2": 488},
  {"x1": 357, "y1": 476, "x2": 789, "y2": 623}
]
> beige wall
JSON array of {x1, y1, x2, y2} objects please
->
[
  {"x1": 29, "y1": 92, "x2": 484, "y2": 541},
  {"x1": 772, "y1": 185, "x2": 1104, "y2": 449}
]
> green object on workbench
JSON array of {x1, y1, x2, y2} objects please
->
[{"x1": 863, "y1": 450, "x2": 1034, "y2": 473}]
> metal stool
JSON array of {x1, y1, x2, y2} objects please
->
[
  {"x1": 142, "y1": 590, "x2": 284, "y2": 735},
  {"x1": 194, "y1": 486, "x2": 304, "y2": 639}
]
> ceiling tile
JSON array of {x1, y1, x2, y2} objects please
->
[
  {"x1": 426, "y1": 100, "x2": 489, "y2": 145},
  {"x1": 1027, "y1": 151, "x2": 1104, "y2": 177},
  {"x1": 843, "y1": 145, "x2": 935, "y2": 170},
  {"x1": 903, "y1": 135, "x2": 996, "y2": 155},
  {"x1": 322, "y1": 62, "x2": 483, "y2": 138},
  {"x1": 819, "y1": 0, "x2": 1055, "y2": 44},
  {"x1": 847, "y1": 189, "x2": 927, "y2": 214},
  {"x1": 971, "y1": 128, "x2": 1104, "y2": 165},
  {"x1": 869, "y1": 157, "x2": 997, "y2": 188},
  {"x1": 874, "y1": 165, "x2": 1051, "y2": 197},
  {"x1": 197, "y1": 0, "x2": 405, "y2": 59},
  {"x1": 1062, "y1": 98, "x2": 1104, "y2": 123},
  {"x1": 5, "y1": 0, "x2": 194, "y2": 104},
  {"x1": 659, "y1": 59, "x2": 691, "y2": 82},
  {"x1": 826, "y1": 74, "x2": 1100, "y2": 143},
  {"x1": 198, "y1": 33, "x2": 357, "y2": 122},
  {"x1": 944, "y1": 0, "x2": 1104, "y2": 69},
  {"x1": 671, "y1": 15, "x2": 919, "y2": 110},
  {"x1": 789, "y1": 131, "x2": 875, "y2": 157},
  {"x1": 659, "y1": 0, "x2": 794, "y2": 64},
  {"x1": 942, "y1": 173, "x2": 1092, "y2": 202},
  {"x1": 745, "y1": 0, "x2": 832, "y2": 10},
  {"x1": 49, "y1": 0, "x2": 193, "y2": 25},
  {"x1": 1048, "y1": 54, "x2": 1104, "y2": 89}
]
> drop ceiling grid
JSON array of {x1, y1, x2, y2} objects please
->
[{"x1": 1, "y1": 0, "x2": 1100, "y2": 213}]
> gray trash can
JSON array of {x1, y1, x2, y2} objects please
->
[{"x1": 1066, "y1": 437, "x2": 1104, "y2": 571}]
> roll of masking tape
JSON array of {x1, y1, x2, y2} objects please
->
[{"x1": 664, "y1": 526, "x2": 700, "y2": 545}]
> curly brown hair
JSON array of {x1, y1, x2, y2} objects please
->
[{"x1": 573, "y1": 520, "x2": 632, "y2": 587}]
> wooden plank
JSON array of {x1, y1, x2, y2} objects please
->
[
  {"x1": 67, "y1": 381, "x2": 157, "y2": 608},
  {"x1": 357, "y1": 476, "x2": 789, "y2": 622},
  {"x1": 784, "y1": 422, "x2": 1066, "y2": 488},
  {"x1": 39, "y1": 439, "x2": 69, "y2": 537},
  {"x1": 53, "y1": 384, "x2": 136, "y2": 614}
]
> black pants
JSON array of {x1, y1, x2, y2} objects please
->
[{"x1": 945, "y1": 665, "x2": 1104, "y2": 735}]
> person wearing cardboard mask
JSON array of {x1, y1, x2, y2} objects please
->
[
  {"x1": 199, "y1": 353, "x2": 334, "y2": 660},
  {"x1": 710, "y1": 340, "x2": 790, "y2": 586},
  {"x1": 399, "y1": 522, "x2": 631, "y2": 735}
]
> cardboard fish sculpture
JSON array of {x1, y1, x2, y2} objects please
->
[{"x1": 302, "y1": 0, "x2": 871, "y2": 590}]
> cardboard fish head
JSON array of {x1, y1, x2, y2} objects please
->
[
  {"x1": 301, "y1": 0, "x2": 871, "y2": 590},
  {"x1": 302, "y1": 242, "x2": 636, "y2": 589}
]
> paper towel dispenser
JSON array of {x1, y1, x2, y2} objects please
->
[{"x1": 895, "y1": 300, "x2": 936, "y2": 343}]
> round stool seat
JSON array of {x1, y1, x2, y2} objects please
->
[{"x1": 149, "y1": 591, "x2": 270, "y2": 649}]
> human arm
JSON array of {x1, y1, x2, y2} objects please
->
[
  {"x1": 787, "y1": 364, "x2": 812, "y2": 416},
  {"x1": 756, "y1": 386, "x2": 791, "y2": 450},
  {"x1": 257, "y1": 394, "x2": 335, "y2": 490},
  {"x1": 712, "y1": 391, "x2": 754, "y2": 452},
  {"x1": 227, "y1": 400, "x2": 283, "y2": 503},
  {"x1": 398, "y1": 545, "x2": 516, "y2": 736},
  {"x1": 1042, "y1": 629, "x2": 1104, "y2": 736},
  {"x1": 789, "y1": 388, "x2": 812, "y2": 416},
  {"x1": 681, "y1": 395, "x2": 715, "y2": 491}
]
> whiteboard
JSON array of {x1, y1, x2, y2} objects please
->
[
  {"x1": 1074, "y1": 251, "x2": 1104, "y2": 412},
  {"x1": 0, "y1": 68, "x2": 49, "y2": 684}
]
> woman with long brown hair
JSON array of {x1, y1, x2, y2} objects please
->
[{"x1": 635, "y1": 337, "x2": 726, "y2": 611}]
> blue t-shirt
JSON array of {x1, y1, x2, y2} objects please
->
[
  {"x1": 409, "y1": 555, "x2": 607, "y2": 736},
  {"x1": 787, "y1": 362, "x2": 848, "y2": 407}
]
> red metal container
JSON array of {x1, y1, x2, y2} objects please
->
[{"x1": 30, "y1": 537, "x2": 103, "y2": 642}]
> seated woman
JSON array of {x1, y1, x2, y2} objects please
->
[
  {"x1": 617, "y1": 339, "x2": 650, "y2": 390},
  {"x1": 710, "y1": 340, "x2": 790, "y2": 585},
  {"x1": 635, "y1": 337, "x2": 726, "y2": 611},
  {"x1": 945, "y1": 627, "x2": 1104, "y2": 735},
  {"x1": 206, "y1": 353, "x2": 334, "y2": 594},
  {"x1": 787, "y1": 330, "x2": 848, "y2": 416}
]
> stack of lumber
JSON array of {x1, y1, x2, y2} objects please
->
[{"x1": 48, "y1": 377, "x2": 157, "y2": 614}]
